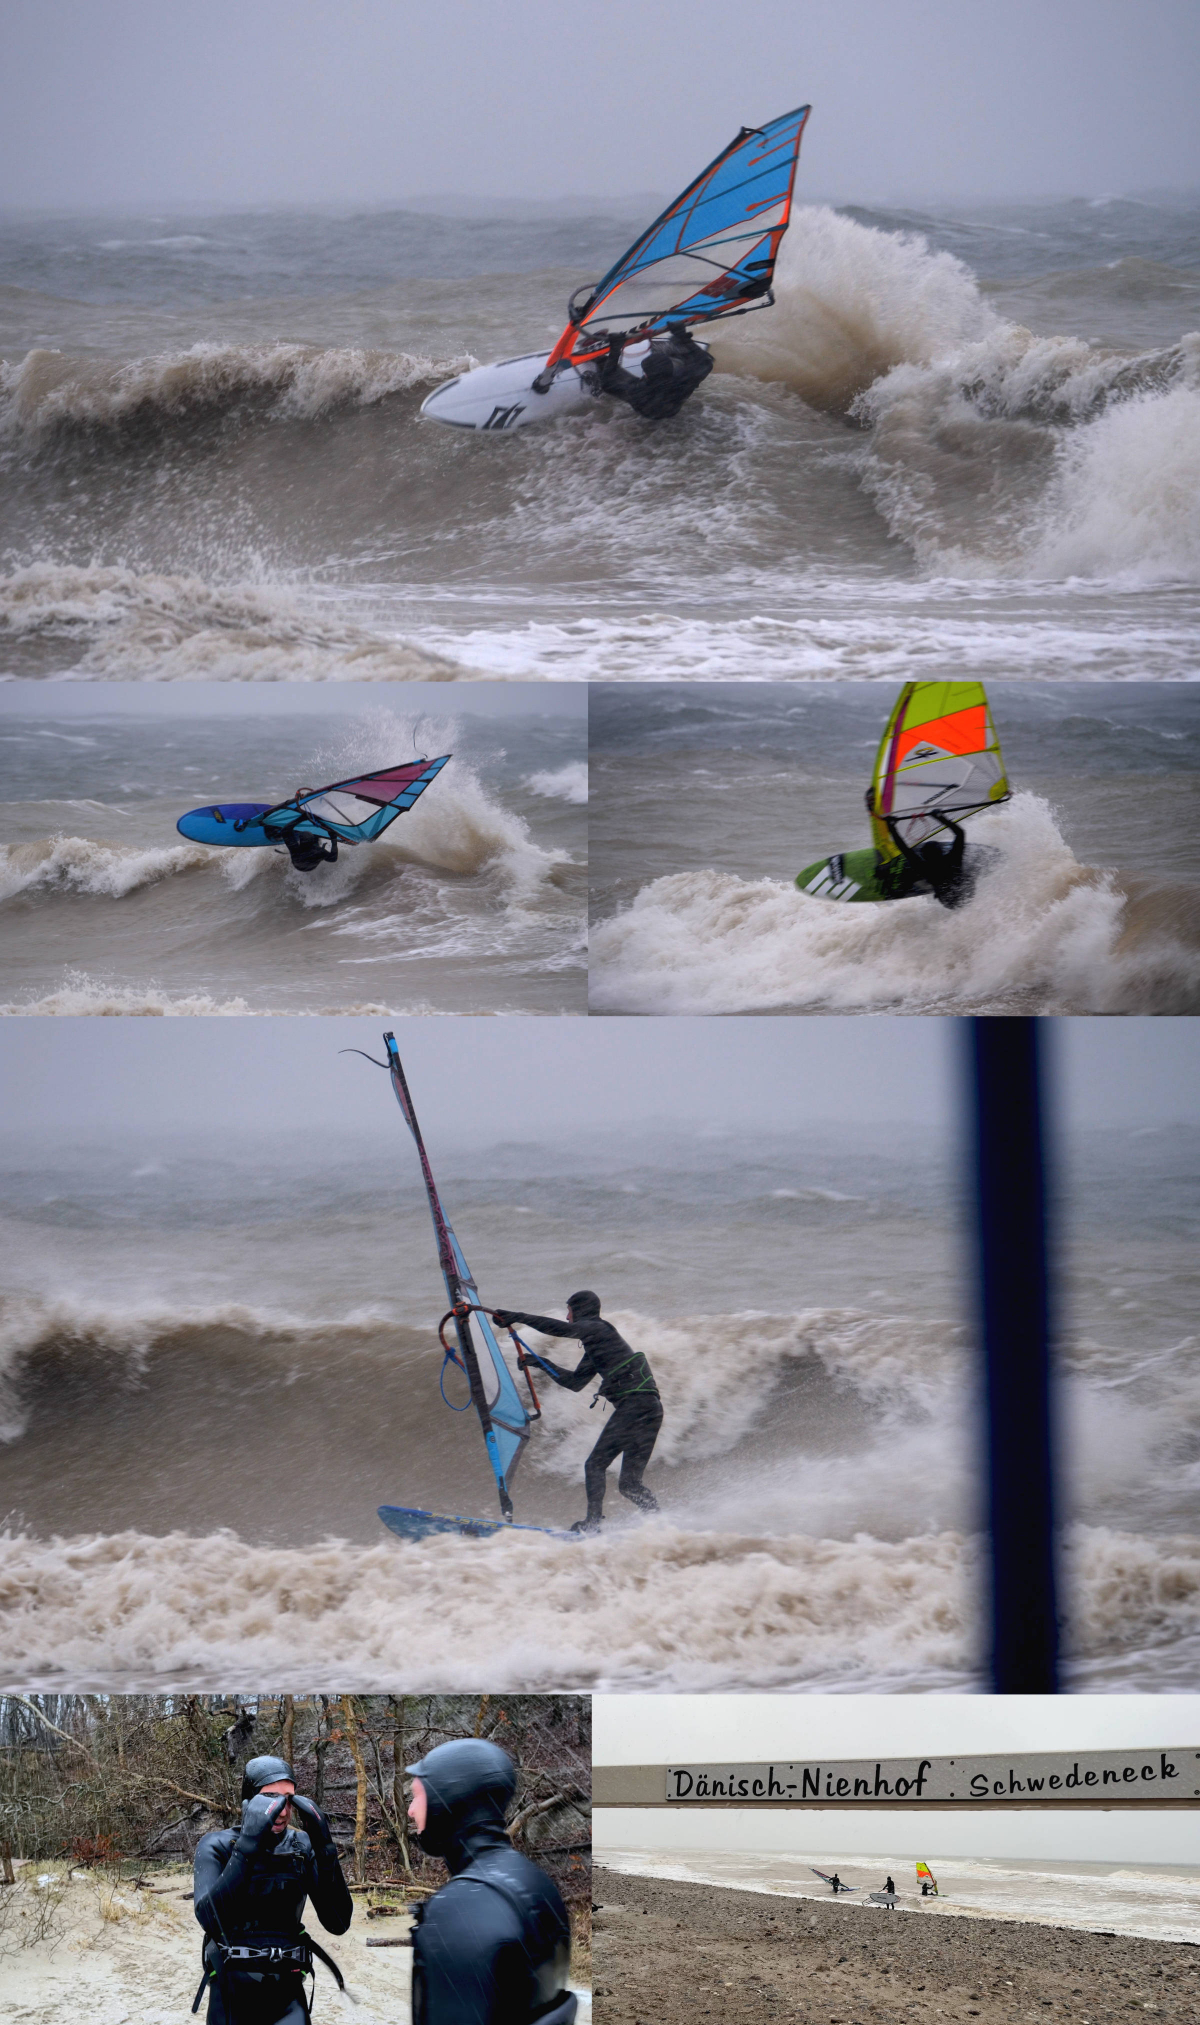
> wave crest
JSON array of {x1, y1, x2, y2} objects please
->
[{"x1": 0, "y1": 340, "x2": 474, "y2": 440}]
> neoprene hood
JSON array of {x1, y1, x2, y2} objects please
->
[
  {"x1": 241, "y1": 1754, "x2": 295, "y2": 1801},
  {"x1": 406, "y1": 1739, "x2": 517, "y2": 1858},
  {"x1": 565, "y1": 1290, "x2": 600, "y2": 1317}
]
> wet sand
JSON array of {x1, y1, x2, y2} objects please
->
[{"x1": 592, "y1": 1865, "x2": 1199, "y2": 2024}]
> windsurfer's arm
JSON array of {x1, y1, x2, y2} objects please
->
[{"x1": 491, "y1": 1311, "x2": 597, "y2": 1390}]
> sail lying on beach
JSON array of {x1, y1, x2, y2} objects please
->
[
  {"x1": 380, "y1": 1032, "x2": 531, "y2": 1518},
  {"x1": 541, "y1": 105, "x2": 810, "y2": 372},
  {"x1": 261, "y1": 757, "x2": 450, "y2": 845},
  {"x1": 869, "y1": 683, "x2": 1009, "y2": 866}
]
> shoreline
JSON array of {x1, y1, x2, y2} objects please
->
[{"x1": 593, "y1": 1863, "x2": 1200, "y2": 2024}]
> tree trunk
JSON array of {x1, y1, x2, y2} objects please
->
[
  {"x1": 340, "y1": 1696, "x2": 369, "y2": 1887},
  {"x1": 389, "y1": 1697, "x2": 414, "y2": 1880},
  {"x1": 280, "y1": 1695, "x2": 294, "y2": 1767}
]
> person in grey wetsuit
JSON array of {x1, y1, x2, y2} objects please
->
[
  {"x1": 490, "y1": 1291, "x2": 662, "y2": 1533},
  {"x1": 593, "y1": 324, "x2": 713, "y2": 421},
  {"x1": 192, "y1": 1755, "x2": 352, "y2": 2025},
  {"x1": 408, "y1": 1739, "x2": 576, "y2": 2025}
]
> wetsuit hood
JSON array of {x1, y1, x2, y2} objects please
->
[
  {"x1": 406, "y1": 1739, "x2": 517, "y2": 1866},
  {"x1": 565, "y1": 1290, "x2": 601, "y2": 1319},
  {"x1": 241, "y1": 1754, "x2": 295, "y2": 1801}
]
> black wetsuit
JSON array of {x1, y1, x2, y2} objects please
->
[
  {"x1": 279, "y1": 829, "x2": 338, "y2": 872},
  {"x1": 595, "y1": 327, "x2": 713, "y2": 421},
  {"x1": 193, "y1": 1820, "x2": 352, "y2": 2025},
  {"x1": 494, "y1": 1297, "x2": 661, "y2": 1522},
  {"x1": 413, "y1": 1820, "x2": 576, "y2": 2025},
  {"x1": 886, "y1": 814, "x2": 972, "y2": 909}
]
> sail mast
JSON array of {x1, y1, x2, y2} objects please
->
[{"x1": 382, "y1": 1032, "x2": 518, "y2": 1519}]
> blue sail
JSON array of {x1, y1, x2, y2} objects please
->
[
  {"x1": 264, "y1": 756, "x2": 450, "y2": 845},
  {"x1": 382, "y1": 1033, "x2": 531, "y2": 1515},
  {"x1": 569, "y1": 105, "x2": 811, "y2": 343}
]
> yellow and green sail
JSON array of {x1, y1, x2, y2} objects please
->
[{"x1": 870, "y1": 682, "x2": 1008, "y2": 867}]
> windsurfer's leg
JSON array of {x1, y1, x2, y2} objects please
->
[
  {"x1": 582, "y1": 1417, "x2": 625, "y2": 1521},
  {"x1": 615, "y1": 1396, "x2": 663, "y2": 1512}
]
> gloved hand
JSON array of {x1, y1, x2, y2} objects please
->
[
  {"x1": 236, "y1": 1793, "x2": 289, "y2": 1854},
  {"x1": 491, "y1": 1310, "x2": 515, "y2": 1328},
  {"x1": 290, "y1": 1794, "x2": 335, "y2": 1851}
]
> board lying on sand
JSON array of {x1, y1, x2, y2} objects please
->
[
  {"x1": 421, "y1": 105, "x2": 810, "y2": 430},
  {"x1": 378, "y1": 1504, "x2": 576, "y2": 1543},
  {"x1": 177, "y1": 758, "x2": 450, "y2": 852},
  {"x1": 796, "y1": 681, "x2": 1009, "y2": 903}
]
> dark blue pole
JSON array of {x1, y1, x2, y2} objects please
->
[{"x1": 969, "y1": 1017, "x2": 1060, "y2": 1692}]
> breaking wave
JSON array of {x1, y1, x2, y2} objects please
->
[
  {"x1": 527, "y1": 763, "x2": 589, "y2": 804},
  {"x1": 590, "y1": 795, "x2": 1200, "y2": 1016},
  {"x1": 708, "y1": 208, "x2": 1200, "y2": 586},
  {"x1": 0, "y1": 340, "x2": 472, "y2": 440}
]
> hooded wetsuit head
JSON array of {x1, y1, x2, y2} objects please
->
[
  {"x1": 240, "y1": 1756, "x2": 295, "y2": 1802},
  {"x1": 406, "y1": 1739, "x2": 517, "y2": 1866},
  {"x1": 565, "y1": 1290, "x2": 600, "y2": 1321}
]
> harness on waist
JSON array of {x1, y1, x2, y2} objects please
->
[
  {"x1": 192, "y1": 1930, "x2": 345, "y2": 2015},
  {"x1": 597, "y1": 1351, "x2": 658, "y2": 1404}
]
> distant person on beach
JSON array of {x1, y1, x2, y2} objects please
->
[
  {"x1": 193, "y1": 1755, "x2": 352, "y2": 2024},
  {"x1": 491, "y1": 1291, "x2": 662, "y2": 1532},
  {"x1": 407, "y1": 1738, "x2": 577, "y2": 2025},
  {"x1": 829, "y1": 1873, "x2": 843, "y2": 1894}
]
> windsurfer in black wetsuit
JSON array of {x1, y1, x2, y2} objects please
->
[
  {"x1": 192, "y1": 1755, "x2": 352, "y2": 2025},
  {"x1": 864, "y1": 787, "x2": 973, "y2": 910},
  {"x1": 407, "y1": 1738, "x2": 576, "y2": 2025},
  {"x1": 592, "y1": 323, "x2": 713, "y2": 421},
  {"x1": 490, "y1": 1291, "x2": 662, "y2": 1534},
  {"x1": 279, "y1": 829, "x2": 338, "y2": 872}
]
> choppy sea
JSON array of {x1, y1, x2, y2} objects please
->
[
  {"x1": 1, "y1": 1082, "x2": 1196, "y2": 1691},
  {"x1": 588, "y1": 683, "x2": 1200, "y2": 1015},
  {"x1": 2, "y1": 194, "x2": 1198, "y2": 682},
  {"x1": 0, "y1": 690, "x2": 586, "y2": 1013}
]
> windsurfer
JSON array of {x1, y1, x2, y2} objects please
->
[
  {"x1": 279, "y1": 828, "x2": 338, "y2": 872},
  {"x1": 592, "y1": 324, "x2": 713, "y2": 420},
  {"x1": 491, "y1": 1291, "x2": 662, "y2": 1533},
  {"x1": 864, "y1": 787, "x2": 973, "y2": 910}
]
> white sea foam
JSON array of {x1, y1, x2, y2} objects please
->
[
  {"x1": 0, "y1": 974, "x2": 409, "y2": 1016},
  {"x1": 589, "y1": 795, "x2": 1200, "y2": 1015},
  {"x1": 526, "y1": 763, "x2": 589, "y2": 804},
  {"x1": 1, "y1": 1521, "x2": 1196, "y2": 1692},
  {"x1": 706, "y1": 206, "x2": 998, "y2": 412},
  {"x1": 0, "y1": 564, "x2": 470, "y2": 681},
  {"x1": 0, "y1": 834, "x2": 211, "y2": 901}
]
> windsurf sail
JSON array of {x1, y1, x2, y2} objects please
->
[
  {"x1": 378, "y1": 1032, "x2": 531, "y2": 1519},
  {"x1": 916, "y1": 1861, "x2": 938, "y2": 1894},
  {"x1": 811, "y1": 1870, "x2": 858, "y2": 1892},
  {"x1": 540, "y1": 105, "x2": 811, "y2": 376},
  {"x1": 252, "y1": 757, "x2": 450, "y2": 846},
  {"x1": 869, "y1": 683, "x2": 1009, "y2": 865}
]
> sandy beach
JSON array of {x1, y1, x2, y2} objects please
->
[
  {"x1": 0, "y1": 1864, "x2": 591, "y2": 2025},
  {"x1": 592, "y1": 1864, "x2": 1198, "y2": 2024}
]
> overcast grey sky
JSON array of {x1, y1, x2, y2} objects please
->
[
  {"x1": 0, "y1": 1017, "x2": 1196, "y2": 1145},
  {"x1": 3, "y1": 0, "x2": 1197, "y2": 209},
  {"x1": 594, "y1": 1695, "x2": 1200, "y2": 1863},
  {"x1": 0, "y1": 682, "x2": 584, "y2": 722}
]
